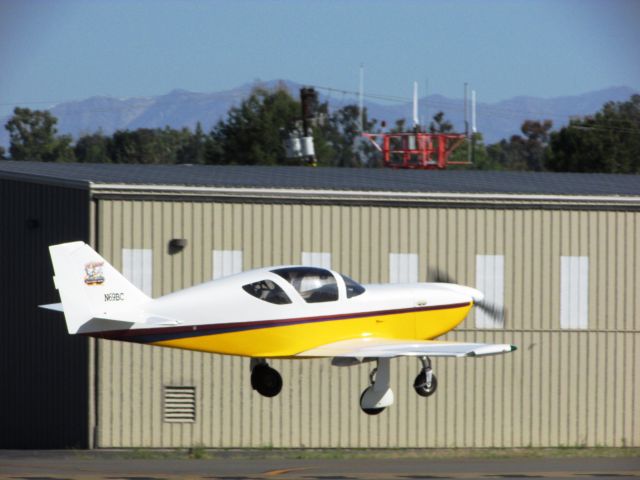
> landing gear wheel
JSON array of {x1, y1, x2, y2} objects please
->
[
  {"x1": 359, "y1": 387, "x2": 386, "y2": 415},
  {"x1": 251, "y1": 363, "x2": 282, "y2": 397},
  {"x1": 413, "y1": 370, "x2": 437, "y2": 397}
]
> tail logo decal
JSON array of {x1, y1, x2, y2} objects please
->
[{"x1": 84, "y1": 261, "x2": 105, "y2": 286}]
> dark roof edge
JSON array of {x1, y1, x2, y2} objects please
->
[{"x1": 0, "y1": 170, "x2": 90, "y2": 190}]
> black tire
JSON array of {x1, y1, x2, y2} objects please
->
[
  {"x1": 359, "y1": 388, "x2": 385, "y2": 415},
  {"x1": 251, "y1": 364, "x2": 283, "y2": 397},
  {"x1": 413, "y1": 370, "x2": 438, "y2": 397}
]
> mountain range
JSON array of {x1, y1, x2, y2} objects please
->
[{"x1": 0, "y1": 80, "x2": 636, "y2": 148}]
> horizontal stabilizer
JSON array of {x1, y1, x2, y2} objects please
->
[
  {"x1": 145, "y1": 316, "x2": 182, "y2": 326},
  {"x1": 40, "y1": 303, "x2": 64, "y2": 312}
]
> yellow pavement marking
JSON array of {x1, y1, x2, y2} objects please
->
[{"x1": 263, "y1": 466, "x2": 313, "y2": 476}]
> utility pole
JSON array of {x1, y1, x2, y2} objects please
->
[{"x1": 300, "y1": 87, "x2": 317, "y2": 166}]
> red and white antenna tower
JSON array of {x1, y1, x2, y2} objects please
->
[{"x1": 363, "y1": 82, "x2": 471, "y2": 169}]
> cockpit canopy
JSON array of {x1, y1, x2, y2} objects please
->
[
  {"x1": 273, "y1": 267, "x2": 338, "y2": 303},
  {"x1": 241, "y1": 267, "x2": 365, "y2": 305},
  {"x1": 242, "y1": 279, "x2": 292, "y2": 305}
]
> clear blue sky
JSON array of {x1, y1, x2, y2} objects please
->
[{"x1": 1, "y1": 0, "x2": 639, "y2": 115}]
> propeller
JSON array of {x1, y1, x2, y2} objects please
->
[{"x1": 427, "y1": 267, "x2": 506, "y2": 324}]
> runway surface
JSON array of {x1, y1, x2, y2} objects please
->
[{"x1": 0, "y1": 451, "x2": 638, "y2": 480}]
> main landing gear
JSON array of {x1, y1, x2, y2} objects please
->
[
  {"x1": 413, "y1": 356, "x2": 438, "y2": 397},
  {"x1": 249, "y1": 356, "x2": 439, "y2": 411},
  {"x1": 359, "y1": 356, "x2": 438, "y2": 415},
  {"x1": 250, "y1": 359, "x2": 282, "y2": 397}
]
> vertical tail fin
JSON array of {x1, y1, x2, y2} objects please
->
[{"x1": 46, "y1": 241, "x2": 150, "y2": 334}]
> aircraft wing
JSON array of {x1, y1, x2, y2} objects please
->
[{"x1": 296, "y1": 338, "x2": 517, "y2": 358}]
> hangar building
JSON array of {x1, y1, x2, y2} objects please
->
[{"x1": 1, "y1": 161, "x2": 638, "y2": 449}]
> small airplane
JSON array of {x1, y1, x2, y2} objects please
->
[{"x1": 41, "y1": 241, "x2": 516, "y2": 415}]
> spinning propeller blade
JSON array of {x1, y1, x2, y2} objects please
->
[{"x1": 427, "y1": 267, "x2": 506, "y2": 324}]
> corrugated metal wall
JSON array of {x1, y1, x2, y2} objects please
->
[
  {"x1": 0, "y1": 180, "x2": 90, "y2": 448},
  {"x1": 95, "y1": 200, "x2": 639, "y2": 448}
]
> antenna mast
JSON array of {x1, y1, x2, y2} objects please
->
[{"x1": 471, "y1": 89, "x2": 477, "y2": 164}]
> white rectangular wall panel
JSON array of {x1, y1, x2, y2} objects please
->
[
  {"x1": 560, "y1": 256, "x2": 589, "y2": 329},
  {"x1": 122, "y1": 248, "x2": 153, "y2": 296},
  {"x1": 475, "y1": 254, "x2": 505, "y2": 329},
  {"x1": 212, "y1": 250, "x2": 243, "y2": 279},
  {"x1": 389, "y1": 253, "x2": 419, "y2": 283},
  {"x1": 301, "y1": 251, "x2": 332, "y2": 269}
]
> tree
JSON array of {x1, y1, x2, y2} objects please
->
[
  {"x1": 0, "y1": 145, "x2": 6, "y2": 160},
  {"x1": 207, "y1": 86, "x2": 300, "y2": 165},
  {"x1": 176, "y1": 122, "x2": 206, "y2": 164},
  {"x1": 486, "y1": 119, "x2": 553, "y2": 171},
  {"x1": 315, "y1": 104, "x2": 379, "y2": 167},
  {"x1": 108, "y1": 127, "x2": 191, "y2": 164},
  {"x1": 74, "y1": 132, "x2": 111, "y2": 163},
  {"x1": 429, "y1": 111, "x2": 454, "y2": 134},
  {"x1": 449, "y1": 133, "x2": 504, "y2": 170},
  {"x1": 5, "y1": 107, "x2": 74, "y2": 161},
  {"x1": 546, "y1": 95, "x2": 640, "y2": 173}
]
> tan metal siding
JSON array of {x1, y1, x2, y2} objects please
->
[{"x1": 95, "y1": 201, "x2": 639, "y2": 448}]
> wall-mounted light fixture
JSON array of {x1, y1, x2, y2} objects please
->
[{"x1": 168, "y1": 238, "x2": 188, "y2": 255}]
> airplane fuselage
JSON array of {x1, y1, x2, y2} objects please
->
[{"x1": 94, "y1": 268, "x2": 476, "y2": 358}]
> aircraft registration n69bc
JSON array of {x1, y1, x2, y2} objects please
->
[{"x1": 42, "y1": 241, "x2": 516, "y2": 415}]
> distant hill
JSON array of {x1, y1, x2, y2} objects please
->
[{"x1": 0, "y1": 81, "x2": 636, "y2": 148}]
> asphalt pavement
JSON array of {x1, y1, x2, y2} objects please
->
[{"x1": 0, "y1": 450, "x2": 638, "y2": 480}]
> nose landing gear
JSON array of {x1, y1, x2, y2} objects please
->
[
  {"x1": 413, "y1": 356, "x2": 437, "y2": 397},
  {"x1": 359, "y1": 358, "x2": 394, "y2": 415},
  {"x1": 250, "y1": 359, "x2": 282, "y2": 397}
]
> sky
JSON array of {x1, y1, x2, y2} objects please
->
[{"x1": 0, "y1": 0, "x2": 639, "y2": 116}]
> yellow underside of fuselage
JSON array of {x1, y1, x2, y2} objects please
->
[{"x1": 151, "y1": 304, "x2": 472, "y2": 358}]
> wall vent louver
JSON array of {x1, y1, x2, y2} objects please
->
[{"x1": 163, "y1": 386, "x2": 196, "y2": 423}]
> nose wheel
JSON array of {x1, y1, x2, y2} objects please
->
[
  {"x1": 359, "y1": 358, "x2": 394, "y2": 415},
  {"x1": 413, "y1": 356, "x2": 437, "y2": 397},
  {"x1": 250, "y1": 359, "x2": 282, "y2": 397}
]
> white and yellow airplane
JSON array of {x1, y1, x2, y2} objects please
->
[{"x1": 42, "y1": 241, "x2": 516, "y2": 415}]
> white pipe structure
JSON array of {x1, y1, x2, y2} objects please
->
[
  {"x1": 359, "y1": 64, "x2": 364, "y2": 132},
  {"x1": 412, "y1": 81, "x2": 419, "y2": 128}
]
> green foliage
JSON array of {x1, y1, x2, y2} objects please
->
[
  {"x1": 207, "y1": 86, "x2": 299, "y2": 165},
  {"x1": 448, "y1": 133, "x2": 504, "y2": 170},
  {"x1": 74, "y1": 132, "x2": 111, "y2": 163},
  {"x1": 8, "y1": 93, "x2": 638, "y2": 173},
  {"x1": 5, "y1": 107, "x2": 75, "y2": 162},
  {"x1": 177, "y1": 122, "x2": 207, "y2": 164},
  {"x1": 546, "y1": 95, "x2": 640, "y2": 173},
  {"x1": 315, "y1": 104, "x2": 379, "y2": 167},
  {"x1": 107, "y1": 127, "x2": 195, "y2": 164},
  {"x1": 0, "y1": 144, "x2": 6, "y2": 160},
  {"x1": 429, "y1": 111, "x2": 454, "y2": 134},
  {"x1": 485, "y1": 120, "x2": 553, "y2": 171}
]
